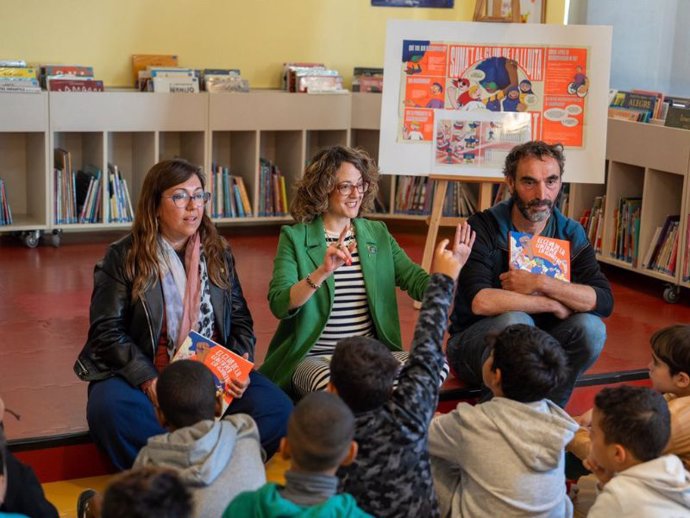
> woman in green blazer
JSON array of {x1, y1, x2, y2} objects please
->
[{"x1": 259, "y1": 146, "x2": 432, "y2": 393}]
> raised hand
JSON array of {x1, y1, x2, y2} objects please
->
[
  {"x1": 322, "y1": 225, "x2": 354, "y2": 273},
  {"x1": 432, "y1": 222, "x2": 475, "y2": 280},
  {"x1": 452, "y1": 221, "x2": 476, "y2": 268}
]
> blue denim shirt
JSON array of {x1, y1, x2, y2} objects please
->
[{"x1": 449, "y1": 199, "x2": 613, "y2": 335}]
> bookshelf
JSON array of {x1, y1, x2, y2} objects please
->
[
  {"x1": 0, "y1": 93, "x2": 50, "y2": 247},
  {"x1": 209, "y1": 90, "x2": 350, "y2": 223},
  {"x1": 598, "y1": 119, "x2": 690, "y2": 302}
]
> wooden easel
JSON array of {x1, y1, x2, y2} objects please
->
[
  {"x1": 473, "y1": 0, "x2": 521, "y2": 22},
  {"x1": 414, "y1": 176, "x2": 500, "y2": 309}
]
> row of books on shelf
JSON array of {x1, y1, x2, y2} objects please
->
[
  {"x1": 644, "y1": 215, "x2": 681, "y2": 275},
  {"x1": 442, "y1": 181, "x2": 477, "y2": 217},
  {"x1": 579, "y1": 195, "x2": 605, "y2": 254},
  {"x1": 0, "y1": 60, "x2": 104, "y2": 93},
  {"x1": 259, "y1": 158, "x2": 289, "y2": 217},
  {"x1": 608, "y1": 88, "x2": 690, "y2": 130},
  {"x1": 54, "y1": 148, "x2": 133, "y2": 224},
  {"x1": 281, "y1": 62, "x2": 345, "y2": 94},
  {"x1": 210, "y1": 165, "x2": 253, "y2": 218},
  {"x1": 394, "y1": 176, "x2": 433, "y2": 214},
  {"x1": 0, "y1": 178, "x2": 12, "y2": 225},
  {"x1": 609, "y1": 197, "x2": 641, "y2": 265},
  {"x1": 352, "y1": 67, "x2": 383, "y2": 93}
]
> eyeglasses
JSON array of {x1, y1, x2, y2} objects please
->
[
  {"x1": 335, "y1": 181, "x2": 369, "y2": 196},
  {"x1": 163, "y1": 191, "x2": 211, "y2": 208}
]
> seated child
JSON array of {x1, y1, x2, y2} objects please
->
[
  {"x1": 101, "y1": 467, "x2": 192, "y2": 518},
  {"x1": 428, "y1": 324, "x2": 579, "y2": 517},
  {"x1": 569, "y1": 324, "x2": 690, "y2": 469},
  {"x1": 0, "y1": 397, "x2": 59, "y2": 518},
  {"x1": 331, "y1": 224, "x2": 475, "y2": 518},
  {"x1": 586, "y1": 385, "x2": 690, "y2": 516},
  {"x1": 223, "y1": 391, "x2": 372, "y2": 517},
  {"x1": 78, "y1": 360, "x2": 265, "y2": 518},
  {"x1": 134, "y1": 360, "x2": 265, "y2": 517}
]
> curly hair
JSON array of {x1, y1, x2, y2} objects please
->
[
  {"x1": 126, "y1": 159, "x2": 232, "y2": 301},
  {"x1": 290, "y1": 145, "x2": 380, "y2": 223}
]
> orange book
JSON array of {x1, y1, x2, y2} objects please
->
[
  {"x1": 509, "y1": 231, "x2": 571, "y2": 282},
  {"x1": 131, "y1": 54, "x2": 178, "y2": 87},
  {"x1": 173, "y1": 330, "x2": 253, "y2": 414}
]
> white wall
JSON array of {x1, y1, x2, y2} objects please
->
[{"x1": 569, "y1": 0, "x2": 689, "y2": 96}]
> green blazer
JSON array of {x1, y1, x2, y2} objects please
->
[{"x1": 259, "y1": 216, "x2": 430, "y2": 389}]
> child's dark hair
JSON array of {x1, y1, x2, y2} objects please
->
[
  {"x1": 594, "y1": 385, "x2": 671, "y2": 462},
  {"x1": 488, "y1": 324, "x2": 568, "y2": 403},
  {"x1": 157, "y1": 360, "x2": 216, "y2": 429},
  {"x1": 101, "y1": 467, "x2": 192, "y2": 518},
  {"x1": 650, "y1": 324, "x2": 690, "y2": 376},
  {"x1": 331, "y1": 336, "x2": 400, "y2": 412},
  {"x1": 288, "y1": 392, "x2": 355, "y2": 472}
]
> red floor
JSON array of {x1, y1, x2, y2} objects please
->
[{"x1": 1, "y1": 225, "x2": 689, "y2": 441}]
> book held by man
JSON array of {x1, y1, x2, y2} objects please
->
[
  {"x1": 508, "y1": 231, "x2": 571, "y2": 282},
  {"x1": 173, "y1": 330, "x2": 253, "y2": 413}
]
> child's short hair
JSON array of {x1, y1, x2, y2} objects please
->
[
  {"x1": 101, "y1": 467, "x2": 192, "y2": 518},
  {"x1": 488, "y1": 324, "x2": 568, "y2": 403},
  {"x1": 157, "y1": 360, "x2": 216, "y2": 429},
  {"x1": 331, "y1": 336, "x2": 400, "y2": 413},
  {"x1": 595, "y1": 385, "x2": 671, "y2": 462},
  {"x1": 650, "y1": 324, "x2": 690, "y2": 376},
  {"x1": 288, "y1": 392, "x2": 355, "y2": 472}
]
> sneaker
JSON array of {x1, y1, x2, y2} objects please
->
[{"x1": 77, "y1": 488, "x2": 97, "y2": 518}]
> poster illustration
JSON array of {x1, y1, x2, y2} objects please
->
[
  {"x1": 399, "y1": 41, "x2": 589, "y2": 149},
  {"x1": 432, "y1": 110, "x2": 531, "y2": 176},
  {"x1": 380, "y1": 21, "x2": 612, "y2": 181}
]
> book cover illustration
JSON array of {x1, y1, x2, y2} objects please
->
[
  {"x1": 508, "y1": 231, "x2": 571, "y2": 282},
  {"x1": 173, "y1": 330, "x2": 253, "y2": 413}
]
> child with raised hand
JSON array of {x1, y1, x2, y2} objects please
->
[
  {"x1": 429, "y1": 324, "x2": 579, "y2": 517},
  {"x1": 223, "y1": 391, "x2": 372, "y2": 517},
  {"x1": 330, "y1": 222, "x2": 475, "y2": 518},
  {"x1": 585, "y1": 385, "x2": 690, "y2": 516},
  {"x1": 569, "y1": 324, "x2": 690, "y2": 469}
]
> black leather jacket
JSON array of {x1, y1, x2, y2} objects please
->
[{"x1": 74, "y1": 234, "x2": 256, "y2": 387}]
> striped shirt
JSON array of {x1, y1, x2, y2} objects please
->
[{"x1": 309, "y1": 230, "x2": 375, "y2": 356}]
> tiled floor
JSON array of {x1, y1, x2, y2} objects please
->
[{"x1": 2, "y1": 224, "x2": 689, "y2": 441}]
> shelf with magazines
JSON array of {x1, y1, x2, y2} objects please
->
[
  {"x1": 589, "y1": 119, "x2": 690, "y2": 302},
  {"x1": 0, "y1": 92, "x2": 50, "y2": 246}
]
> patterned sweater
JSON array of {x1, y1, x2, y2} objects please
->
[{"x1": 338, "y1": 273, "x2": 454, "y2": 518}]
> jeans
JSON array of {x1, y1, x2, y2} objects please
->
[
  {"x1": 87, "y1": 370, "x2": 292, "y2": 470},
  {"x1": 446, "y1": 311, "x2": 606, "y2": 407}
]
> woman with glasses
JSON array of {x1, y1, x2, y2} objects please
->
[
  {"x1": 261, "y1": 146, "x2": 442, "y2": 396},
  {"x1": 74, "y1": 159, "x2": 291, "y2": 470}
]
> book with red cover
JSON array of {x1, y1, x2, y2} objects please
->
[
  {"x1": 173, "y1": 330, "x2": 253, "y2": 414},
  {"x1": 509, "y1": 231, "x2": 571, "y2": 282},
  {"x1": 48, "y1": 78, "x2": 104, "y2": 92}
]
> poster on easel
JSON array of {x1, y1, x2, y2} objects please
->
[{"x1": 380, "y1": 20, "x2": 612, "y2": 182}]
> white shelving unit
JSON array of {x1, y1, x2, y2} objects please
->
[{"x1": 0, "y1": 93, "x2": 50, "y2": 246}]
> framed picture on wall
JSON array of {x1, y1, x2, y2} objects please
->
[{"x1": 501, "y1": 0, "x2": 546, "y2": 23}]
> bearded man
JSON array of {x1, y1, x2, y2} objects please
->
[{"x1": 446, "y1": 141, "x2": 613, "y2": 406}]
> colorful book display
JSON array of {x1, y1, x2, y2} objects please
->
[{"x1": 509, "y1": 231, "x2": 571, "y2": 282}]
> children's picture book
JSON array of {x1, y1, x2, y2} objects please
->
[
  {"x1": 173, "y1": 331, "x2": 254, "y2": 414},
  {"x1": 508, "y1": 231, "x2": 571, "y2": 282}
]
